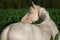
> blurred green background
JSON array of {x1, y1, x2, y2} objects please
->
[{"x1": 0, "y1": 0, "x2": 60, "y2": 35}]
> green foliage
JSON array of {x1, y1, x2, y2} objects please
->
[
  {"x1": 50, "y1": 33, "x2": 60, "y2": 40},
  {"x1": 54, "y1": 33, "x2": 60, "y2": 40},
  {"x1": 0, "y1": 8, "x2": 29, "y2": 33},
  {"x1": 50, "y1": 35, "x2": 53, "y2": 40}
]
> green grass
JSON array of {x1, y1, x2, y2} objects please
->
[
  {"x1": 0, "y1": 9, "x2": 29, "y2": 32},
  {"x1": 0, "y1": 8, "x2": 60, "y2": 33}
]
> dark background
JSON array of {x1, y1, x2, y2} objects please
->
[{"x1": 0, "y1": 0, "x2": 60, "y2": 9}]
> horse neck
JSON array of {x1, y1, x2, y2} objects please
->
[
  {"x1": 38, "y1": 10, "x2": 50, "y2": 25},
  {"x1": 38, "y1": 9, "x2": 59, "y2": 39}
]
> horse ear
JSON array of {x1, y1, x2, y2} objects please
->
[
  {"x1": 20, "y1": 12, "x2": 32, "y2": 23},
  {"x1": 32, "y1": 1, "x2": 36, "y2": 8}
]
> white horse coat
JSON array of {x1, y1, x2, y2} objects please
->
[{"x1": 1, "y1": 3, "x2": 59, "y2": 40}]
